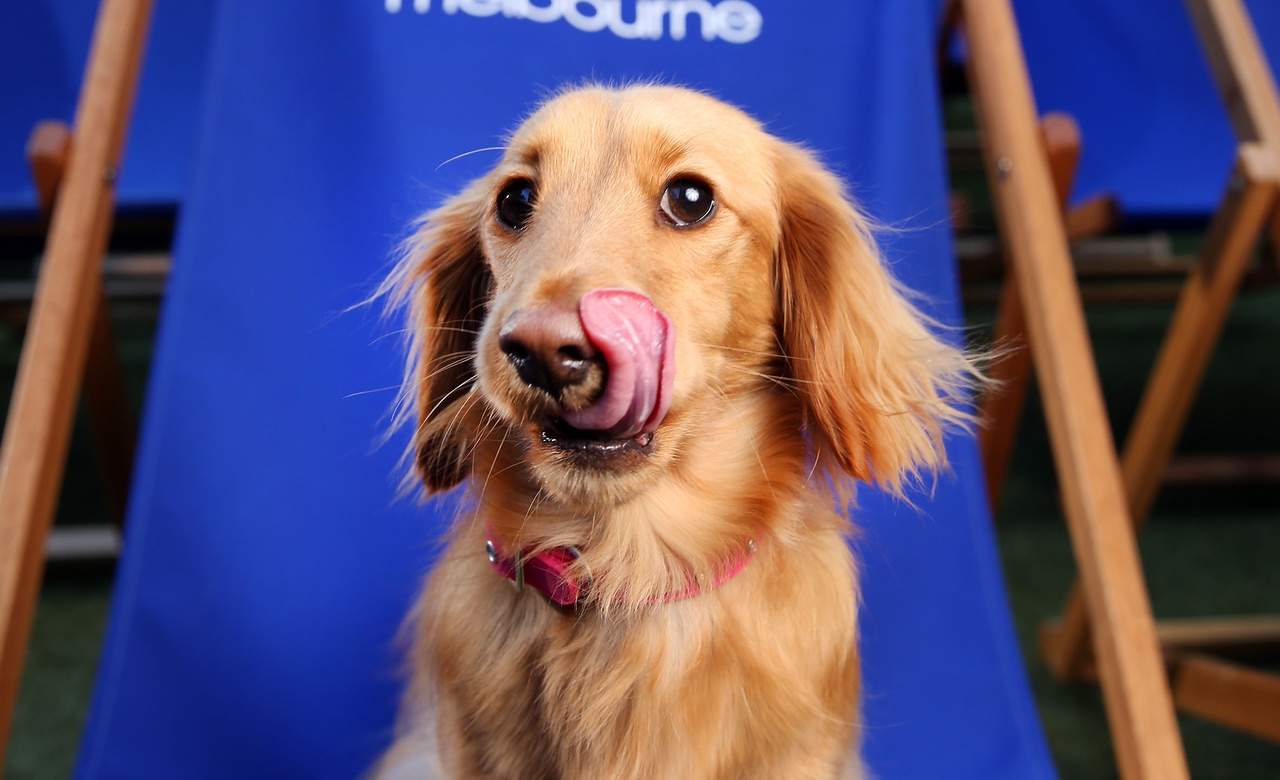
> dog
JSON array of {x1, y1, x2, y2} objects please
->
[{"x1": 373, "y1": 84, "x2": 976, "y2": 779}]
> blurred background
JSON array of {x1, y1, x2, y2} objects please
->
[{"x1": 1, "y1": 1, "x2": 1278, "y2": 778}]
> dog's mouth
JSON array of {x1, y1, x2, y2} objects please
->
[{"x1": 538, "y1": 417, "x2": 656, "y2": 462}]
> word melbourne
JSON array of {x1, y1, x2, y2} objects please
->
[{"x1": 385, "y1": 0, "x2": 764, "y2": 44}]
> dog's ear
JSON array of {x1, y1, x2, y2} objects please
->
[
  {"x1": 392, "y1": 182, "x2": 493, "y2": 493},
  {"x1": 773, "y1": 142, "x2": 975, "y2": 495}
]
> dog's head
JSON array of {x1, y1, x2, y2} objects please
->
[{"x1": 389, "y1": 86, "x2": 973, "y2": 508}]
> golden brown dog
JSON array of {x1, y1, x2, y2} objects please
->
[{"x1": 374, "y1": 85, "x2": 975, "y2": 779}]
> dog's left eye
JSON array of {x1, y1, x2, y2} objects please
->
[
  {"x1": 659, "y1": 178, "x2": 716, "y2": 228},
  {"x1": 497, "y1": 178, "x2": 537, "y2": 231}
]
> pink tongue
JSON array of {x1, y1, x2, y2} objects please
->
[{"x1": 562, "y1": 288, "x2": 675, "y2": 438}]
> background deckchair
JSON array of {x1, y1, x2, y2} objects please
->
[
  {"x1": 53, "y1": 0, "x2": 1061, "y2": 777},
  {"x1": 959, "y1": 0, "x2": 1280, "y2": 745},
  {"x1": 1014, "y1": 0, "x2": 1280, "y2": 219}
]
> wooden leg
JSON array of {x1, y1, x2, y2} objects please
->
[
  {"x1": 979, "y1": 113, "x2": 1081, "y2": 511},
  {"x1": 937, "y1": 0, "x2": 961, "y2": 73},
  {"x1": 979, "y1": 276, "x2": 1030, "y2": 508},
  {"x1": 1174, "y1": 656, "x2": 1280, "y2": 744},
  {"x1": 961, "y1": 1, "x2": 1189, "y2": 777},
  {"x1": 1045, "y1": 150, "x2": 1279, "y2": 682},
  {"x1": 25, "y1": 121, "x2": 73, "y2": 214},
  {"x1": 1065, "y1": 194, "x2": 1119, "y2": 241},
  {"x1": 83, "y1": 296, "x2": 137, "y2": 525},
  {"x1": 1123, "y1": 157, "x2": 1277, "y2": 523},
  {"x1": 1270, "y1": 211, "x2": 1280, "y2": 259},
  {"x1": 27, "y1": 122, "x2": 139, "y2": 528},
  {"x1": 1184, "y1": 0, "x2": 1280, "y2": 145},
  {"x1": 0, "y1": 0, "x2": 154, "y2": 764},
  {"x1": 1039, "y1": 112, "x2": 1081, "y2": 205}
]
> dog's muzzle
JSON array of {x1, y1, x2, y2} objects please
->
[{"x1": 499, "y1": 288, "x2": 675, "y2": 438}]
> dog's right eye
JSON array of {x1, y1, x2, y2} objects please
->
[
  {"x1": 659, "y1": 177, "x2": 716, "y2": 228},
  {"x1": 497, "y1": 179, "x2": 537, "y2": 231}
]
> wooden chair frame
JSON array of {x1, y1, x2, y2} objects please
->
[
  {"x1": 0, "y1": 0, "x2": 153, "y2": 767},
  {"x1": 0, "y1": 0, "x2": 1198, "y2": 776},
  {"x1": 958, "y1": 1, "x2": 1190, "y2": 775},
  {"x1": 25, "y1": 120, "x2": 139, "y2": 528},
  {"x1": 974, "y1": 0, "x2": 1280, "y2": 756}
]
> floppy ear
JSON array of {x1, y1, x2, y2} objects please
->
[
  {"x1": 387, "y1": 183, "x2": 493, "y2": 493},
  {"x1": 773, "y1": 142, "x2": 976, "y2": 495}
]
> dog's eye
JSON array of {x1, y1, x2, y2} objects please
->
[
  {"x1": 497, "y1": 178, "x2": 537, "y2": 231},
  {"x1": 659, "y1": 178, "x2": 716, "y2": 228}
]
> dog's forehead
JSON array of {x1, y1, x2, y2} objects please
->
[{"x1": 507, "y1": 86, "x2": 771, "y2": 173}]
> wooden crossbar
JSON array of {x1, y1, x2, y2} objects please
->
[
  {"x1": 1175, "y1": 655, "x2": 1280, "y2": 744},
  {"x1": 1039, "y1": 619, "x2": 1280, "y2": 742},
  {"x1": 1042, "y1": 614, "x2": 1280, "y2": 672}
]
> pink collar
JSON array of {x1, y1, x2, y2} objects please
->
[{"x1": 484, "y1": 529, "x2": 757, "y2": 609}]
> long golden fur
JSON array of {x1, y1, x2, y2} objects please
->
[{"x1": 374, "y1": 85, "x2": 975, "y2": 779}]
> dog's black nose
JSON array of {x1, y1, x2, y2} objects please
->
[{"x1": 499, "y1": 307, "x2": 600, "y2": 399}]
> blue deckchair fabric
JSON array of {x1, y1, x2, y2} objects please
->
[
  {"x1": 1013, "y1": 0, "x2": 1280, "y2": 217},
  {"x1": 0, "y1": 0, "x2": 215, "y2": 213},
  {"x1": 76, "y1": 2, "x2": 1054, "y2": 778}
]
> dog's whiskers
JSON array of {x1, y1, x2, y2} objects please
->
[
  {"x1": 420, "y1": 324, "x2": 481, "y2": 336},
  {"x1": 474, "y1": 424, "x2": 511, "y2": 514},
  {"x1": 463, "y1": 407, "x2": 505, "y2": 465},
  {"x1": 412, "y1": 371, "x2": 475, "y2": 430},
  {"x1": 690, "y1": 340, "x2": 804, "y2": 361},
  {"x1": 421, "y1": 355, "x2": 476, "y2": 383},
  {"x1": 343, "y1": 384, "x2": 402, "y2": 400},
  {"x1": 370, "y1": 327, "x2": 412, "y2": 345},
  {"x1": 439, "y1": 384, "x2": 484, "y2": 457},
  {"x1": 747, "y1": 431, "x2": 777, "y2": 502},
  {"x1": 434, "y1": 145, "x2": 506, "y2": 171},
  {"x1": 424, "y1": 350, "x2": 477, "y2": 368},
  {"x1": 512, "y1": 486, "x2": 549, "y2": 553},
  {"x1": 721, "y1": 364, "x2": 806, "y2": 391},
  {"x1": 419, "y1": 376, "x2": 477, "y2": 426}
]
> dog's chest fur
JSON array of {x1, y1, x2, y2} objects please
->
[{"x1": 414, "y1": 516, "x2": 862, "y2": 780}]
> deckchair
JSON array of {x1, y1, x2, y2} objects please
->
[
  {"x1": 967, "y1": 0, "x2": 1280, "y2": 744},
  {"x1": 0, "y1": 0, "x2": 1187, "y2": 777}
]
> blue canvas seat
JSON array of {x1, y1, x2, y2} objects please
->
[
  {"x1": 1013, "y1": 0, "x2": 1279, "y2": 217},
  {"x1": 0, "y1": 0, "x2": 215, "y2": 214},
  {"x1": 75, "y1": 1, "x2": 1055, "y2": 777}
]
